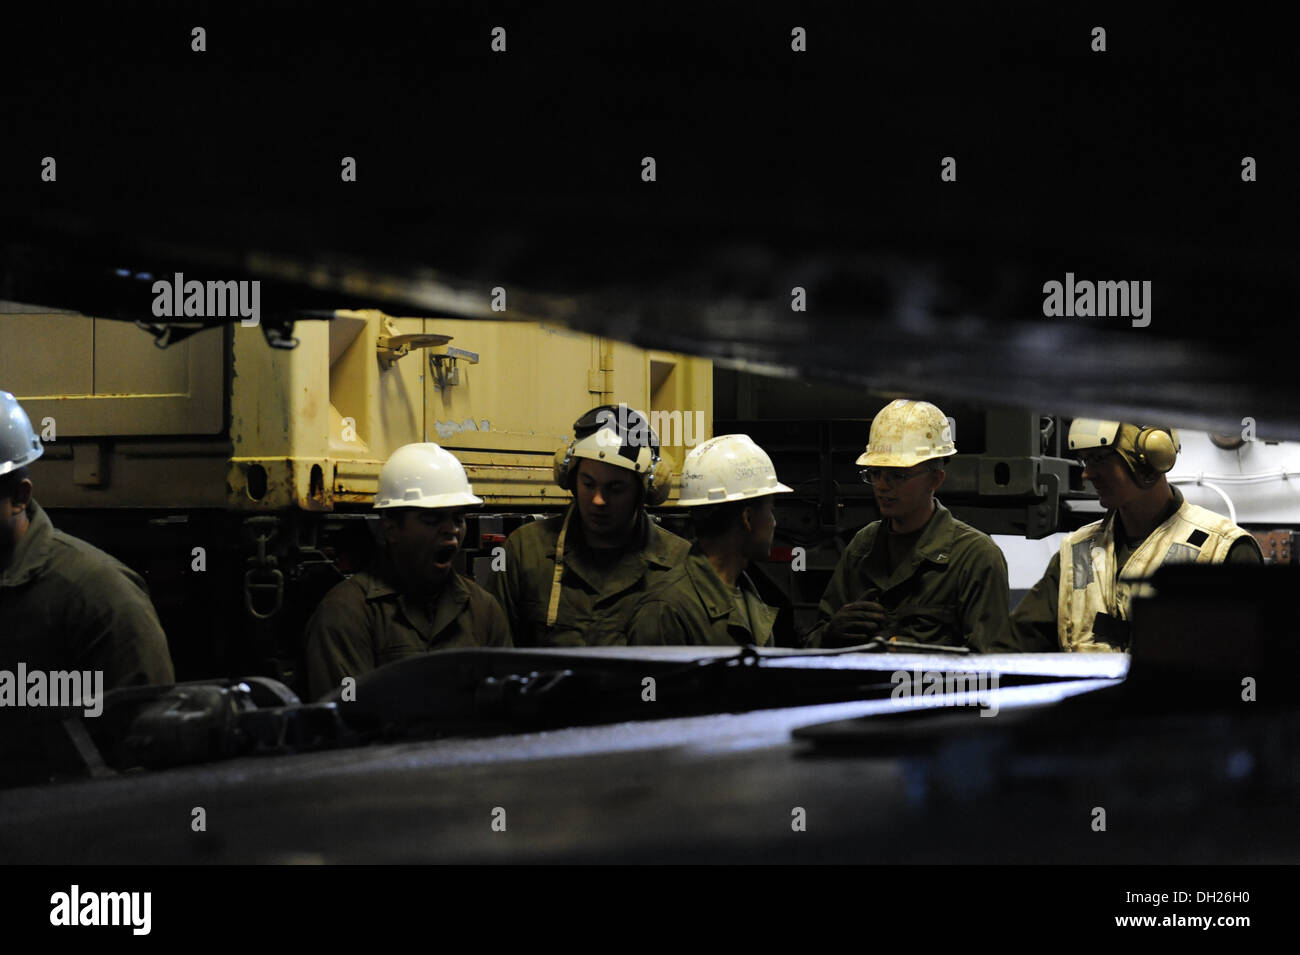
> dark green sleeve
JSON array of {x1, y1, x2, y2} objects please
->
[
  {"x1": 1227, "y1": 535, "x2": 1264, "y2": 564},
  {"x1": 68, "y1": 562, "x2": 175, "y2": 688},
  {"x1": 1007, "y1": 551, "x2": 1062, "y2": 652},
  {"x1": 477, "y1": 586, "x2": 514, "y2": 648},
  {"x1": 958, "y1": 543, "x2": 1014, "y2": 654},
  {"x1": 627, "y1": 598, "x2": 690, "y2": 646},
  {"x1": 304, "y1": 581, "x2": 376, "y2": 700},
  {"x1": 802, "y1": 534, "x2": 868, "y2": 648},
  {"x1": 488, "y1": 530, "x2": 529, "y2": 645}
]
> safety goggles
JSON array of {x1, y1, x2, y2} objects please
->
[{"x1": 859, "y1": 465, "x2": 931, "y2": 486}]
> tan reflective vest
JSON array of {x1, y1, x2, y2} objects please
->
[{"x1": 1057, "y1": 499, "x2": 1250, "y2": 651}]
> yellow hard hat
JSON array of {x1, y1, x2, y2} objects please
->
[
  {"x1": 1068, "y1": 419, "x2": 1180, "y2": 474},
  {"x1": 856, "y1": 400, "x2": 956, "y2": 468}
]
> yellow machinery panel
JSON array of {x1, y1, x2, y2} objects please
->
[
  {"x1": 224, "y1": 311, "x2": 714, "y2": 509},
  {"x1": 3, "y1": 309, "x2": 711, "y2": 510},
  {"x1": 0, "y1": 311, "x2": 227, "y2": 509},
  {"x1": 0, "y1": 312, "x2": 223, "y2": 437},
  {"x1": 419, "y1": 320, "x2": 713, "y2": 505}
]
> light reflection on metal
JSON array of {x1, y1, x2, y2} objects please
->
[{"x1": 242, "y1": 250, "x2": 583, "y2": 328}]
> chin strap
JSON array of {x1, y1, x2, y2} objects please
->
[{"x1": 546, "y1": 503, "x2": 575, "y2": 628}]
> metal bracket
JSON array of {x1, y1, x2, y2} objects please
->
[
  {"x1": 243, "y1": 516, "x2": 285, "y2": 619},
  {"x1": 1028, "y1": 471, "x2": 1061, "y2": 540},
  {"x1": 376, "y1": 318, "x2": 452, "y2": 369},
  {"x1": 135, "y1": 320, "x2": 207, "y2": 348},
  {"x1": 261, "y1": 318, "x2": 300, "y2": 350},
  {"x1": 429, "y1": 345, "x2": 481, "y2": 390},
  {"x1": 243, "y1": 568, "x2": 285, "y2": 620}
]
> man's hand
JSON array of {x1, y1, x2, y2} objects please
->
[{"x1": 822, "y1": 601, "x2": 888, "y2": 646}]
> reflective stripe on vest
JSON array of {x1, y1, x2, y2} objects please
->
[{"x1": 1056, "y1": 501, "x2": 1249, "y2": 652}]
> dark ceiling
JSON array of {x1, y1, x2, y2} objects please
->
[{"x1": 2, "y1": 4, "x2": 1296, "y2": 436}]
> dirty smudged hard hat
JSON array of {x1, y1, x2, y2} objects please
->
[{"x1": 856, "y1": 399, "x2": 956, "y2": 468}]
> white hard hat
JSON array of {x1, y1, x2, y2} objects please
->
[
  {"x1": 1069, "y1": 419, "x2": 1180, "y2": 475},
  {"x1": 856, "y1": 399, "x2": 956, "y2": 468},
  {"x1": 0, "y1": 391, "x2": 43, "y2": 477},
  {"x1": 554, "y1": 404, "x2": 672, "y2": 506},
  {"x1": 677, "y1": 434, "x2": 793, "y2": 506},
  {"x1": 1066, "y1": 418, "x2": 1122, "y2": 453},
  {"x1": 374, "y1": 443, "x2": 483, "y2": 509},
  {"x1": 568, "y1": 405, "x2": 658, "y2": 476}
]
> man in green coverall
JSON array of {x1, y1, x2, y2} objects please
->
[
  {"x1": 0, "y1": 390, "x2": 174, "y2": 687},
  {"x1": 803, "y1": 399, "x2": 1013, "y2": 652},
  {"x1": 304, "y1": 442, "x2": 510, "y2": 699},
  {"x1": 1, "y1": 390, "x2": 175, "y2": 784},
  {"x1": 488, "y1": 403, "x2": 690, "y2": 646},
  {"x1": 627, "y1": 434, "x2": 792, "y2": 647}
]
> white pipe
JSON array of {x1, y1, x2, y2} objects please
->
[
  {"x1": 1169, "y1": 477, "x2": 1237, "y2": 525},
  {"x1": 1166, "y1": 468, "x2": 1300, "y2": 485}
]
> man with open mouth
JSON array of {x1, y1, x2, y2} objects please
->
[
  {"x1": 304, "y1": 443, "x2": 510, "y2": 700},
  {"x1": 803, "y1": 399, "x2": 1014, "y2": 652}
]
